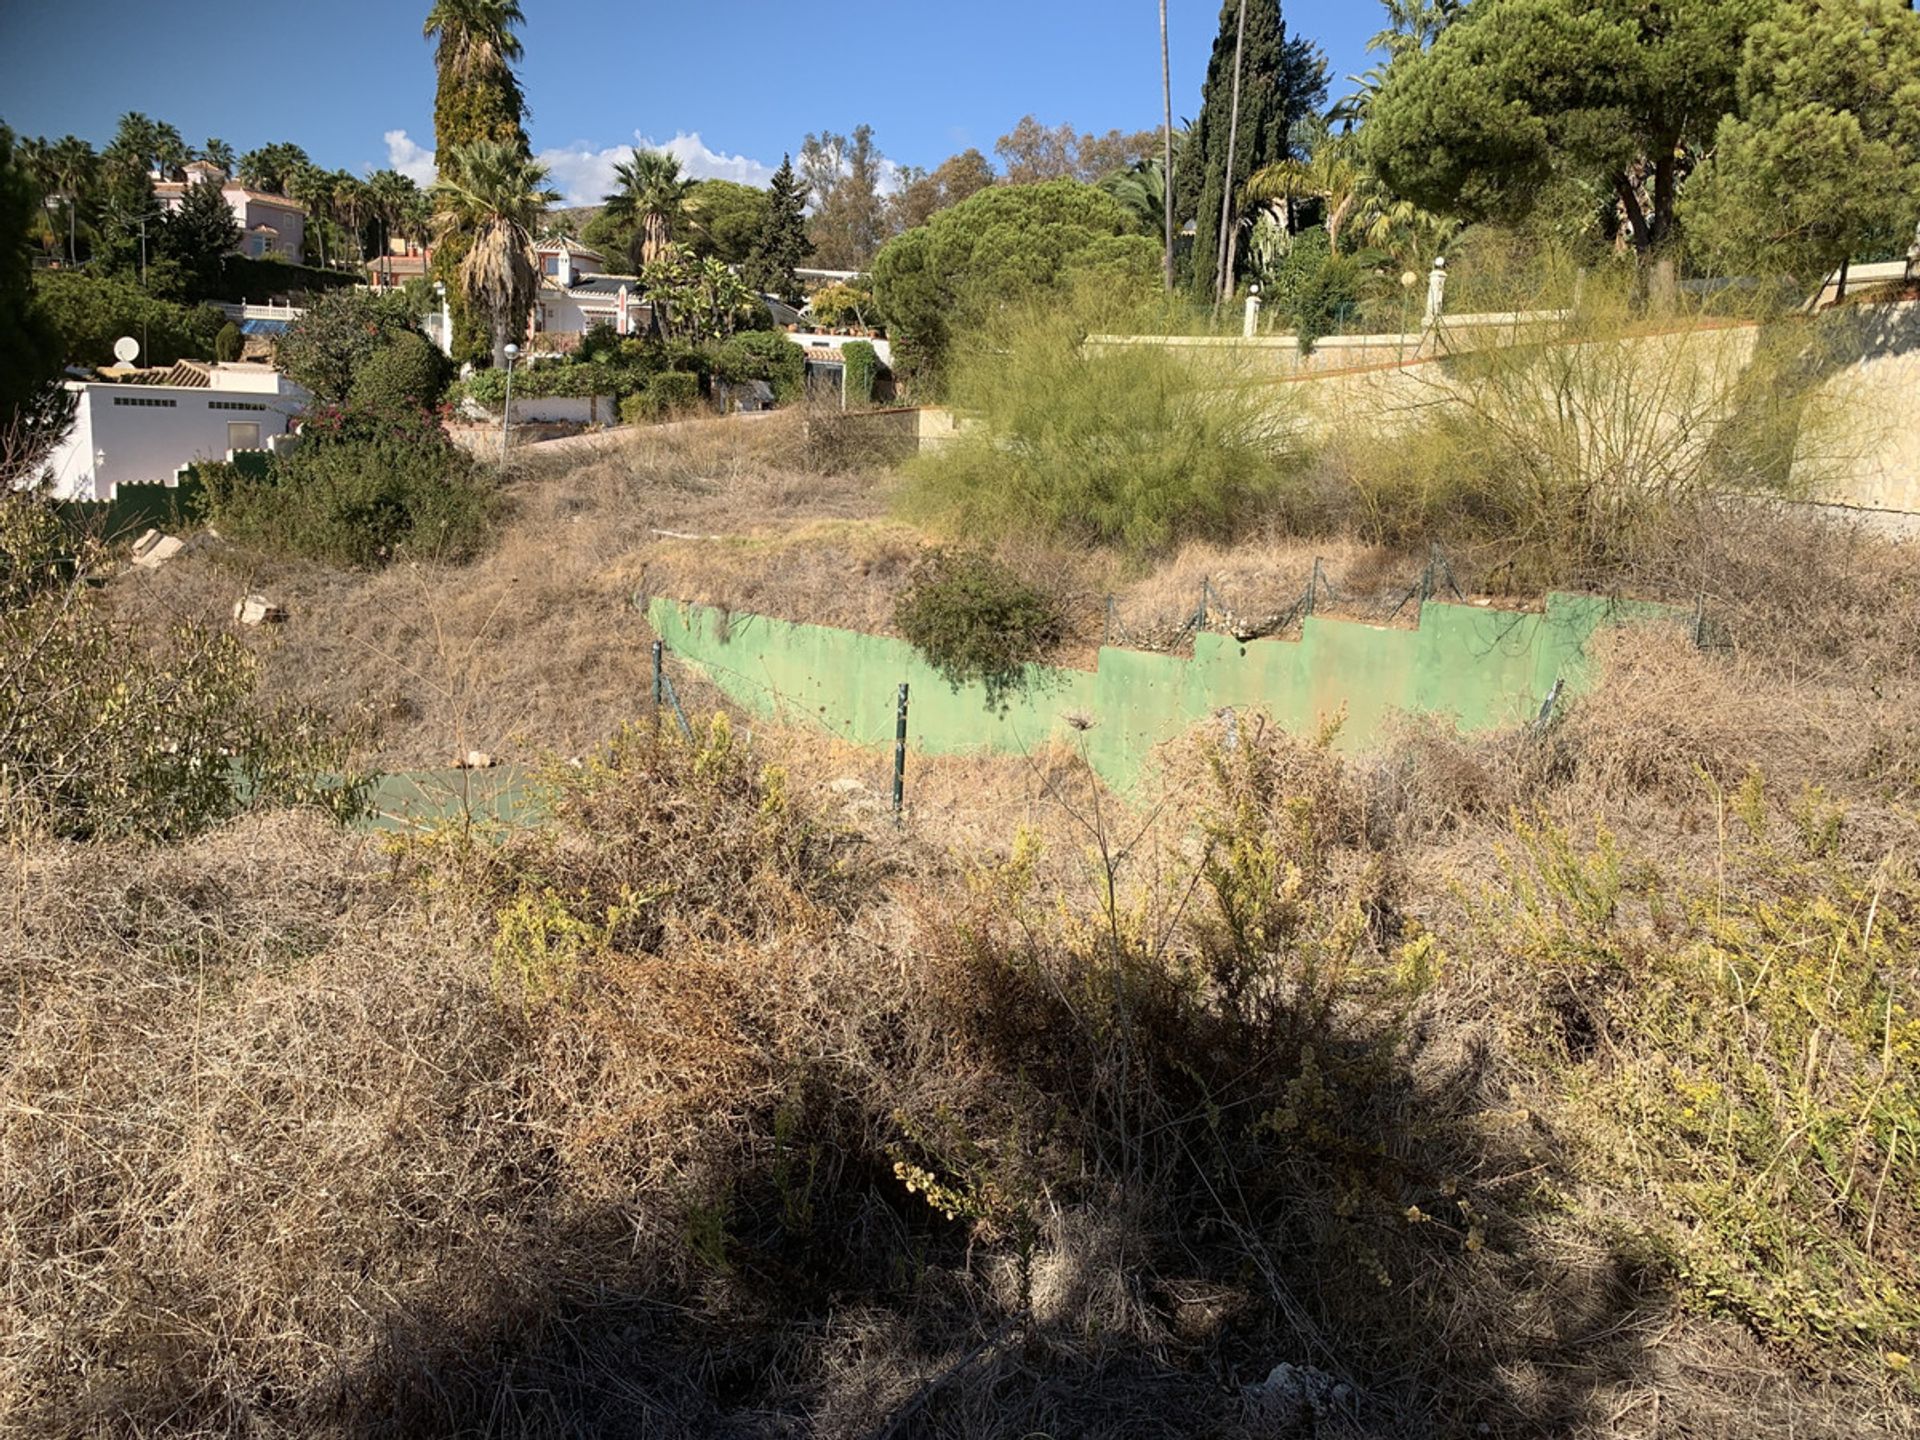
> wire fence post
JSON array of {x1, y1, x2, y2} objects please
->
[
  {"x1": 892, "y1": 683, "x2": 909, "y2": 820},
  {"x1": 651, "y1": 641, "x2": 694, "y2": 743},
  {"x1": 1104, "y1": 594, "x2": 1116, "y2": 646}
]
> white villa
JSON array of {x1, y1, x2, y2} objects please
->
[
  {"x1": 44, "y1": 361, "x2": 309, "y2": 502},
  {"x1": 155, "y1": 162, "x2": 307, "y2": 264},
  {"x1": 528, "y1": 240, "x2": 655, "y2": 344}
]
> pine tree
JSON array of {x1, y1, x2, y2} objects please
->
[
  {"x1": 157, "y1": 175, "x2": 240, "y2": 302},
  {"x1": 743, "y1": 156, "x2": 811, "y2": 305},
  {"x1": 1179, "y1": 0, "x2": 1327, "y2": 301}
]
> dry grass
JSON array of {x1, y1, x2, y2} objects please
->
[
  {"x1": 21, "y1": 409, "x2": 1920, "y2": 1438},
  {"x1": 103, "y1": 412, "x2": 896, "y2": 771}
]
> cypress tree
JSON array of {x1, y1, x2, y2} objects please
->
[
  {"x1": 1179, "y1": 0, "x2": 1327, "y2": 301},
  {"x1": 424, "y1": 0, "x2": 532, "y2": 365},
  {"x1": 743, "y1": 156, "x2": 811, "y2": 306}
]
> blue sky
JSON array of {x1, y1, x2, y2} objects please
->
[{"x1": 0, "y1": 2, "x2": 1381, "y2": 205}]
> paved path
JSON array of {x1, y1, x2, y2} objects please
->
[{"x1": 452, "y1": 408, "x2": 784, "y2": 460}]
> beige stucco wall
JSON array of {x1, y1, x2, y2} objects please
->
[
  {"x1": 1139, "y1": 310, "x2": 1916, "y2": 520},
  {"x1": 1790, "y1": 305, "x2": 1920, "y2": 515}
]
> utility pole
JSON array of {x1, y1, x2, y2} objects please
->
[
  {"x1": 1161, "y1": 0, "x2": 1175, "y2": 294},
  {"x1": 1214, "y1": 0, "x2": 1249, "y2": 308}
]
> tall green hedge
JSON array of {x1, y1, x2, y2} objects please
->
[{"x1": 841, "y1": 341, "x2": 881, "y2": 407}]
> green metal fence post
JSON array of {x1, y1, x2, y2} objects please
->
[{"x1": 893, "y1": 683, "x2": 909, "y2": 819}]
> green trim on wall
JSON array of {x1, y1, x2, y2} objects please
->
[{"x1": 648, "y1": 592, "x2": 1681, "y2": 791}]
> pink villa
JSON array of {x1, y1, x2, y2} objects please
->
[{"x1": 155, "y1": 161, "x2": 306, "y2": 264}]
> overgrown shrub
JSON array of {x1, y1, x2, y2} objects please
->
[
  {"x1": 840, "y1": 340, "x2": 881, "y2": 406},
  {"x1": 276, "y1": 289, "x2": 433, "y2": 404},
  {"x1": 34, "y1": 270, "x2": 225, "y2": 368},
  {"x1": 898, "y1": 289, "x2": 1294, "y2": 557},
  {"x1": 641, "y1": 371, "x2": 703, "y2": 421},
  {"x1": 0, "y1": 595, "x2": 363, "y2": 841},
  {"x1": 214, "y1": 322, "x2": 242, "y2": 363},
  {"x1": 0, "y1": 490, "x2": 82, "y2": 610},
  {"x1": 713, "y1": 330, "x2": 804, "y2": 401},
  {"x1": 198, "y1": 403, "x2": 497, "y2": 567},
  {"x1": 347, "y1": 330, "x2": 454, "y2": 412},
  {"x1": 894, "y1": 547, "x2": 1066, "y2": 704},
  {"x1": 1305, "y1": 268, "x2": 1850, "y2": 583},
  {"x1": 1476, "y1": 798, "x2": 1920, "y2": 1360}
]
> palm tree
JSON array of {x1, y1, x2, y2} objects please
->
[
  {"x1": 287, "y1": 162, "x2": 332, "y2": 267},
  {"x1": 151, "y1": 122, "x2": 188, "y2": 180},
  {"x1": 432, "y1": 139, "x2": 555, "y2": 368},
  {"x1": 50, "y1": 136, "x2": 97, "y2": 265},
  {"x1": 331, "y1": 173, "x2": 368, "y2": 262},
  {"x1": 423, "y1": 0, "x2": 526, "y2": 81},
  {"x1": 601, "y1": 149, "x2": 694, "y2": 270},
  {"x1": 367, "y1": 169, "x2": 417, "y2": 282},
  {"x1": 1368, "y1": 0, "x2": 1462, "y2": 62},
  {"x1": 1215, "y1": 0, "x2": 1250, "y2": 304},
  {"x1": 201, "y1": 138, "x2": 236, "y2": 174},
  {"x1": 1245, "y1": 129, "x2": 1363, "y2": 253},
  {"x1": 1100, "y1": 158, "x2": 1170, "y2": 239}
]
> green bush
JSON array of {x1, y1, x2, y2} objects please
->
[
  {"x1": 871, "y1": 179, "x2": 1161, "y2": 393},
  {"x1": 713, "y1": 330, "x2": 804, "y2": 400},
  {"x1": 894, "y1": 547, "x2": 1066, "y2": 705},
  {"x1": 1263, "y1": 227, "x2": 1362, "y2": 350},
  {"x1": 214, "y1": 322, "x2": 243, "y2": 363},
  {"x1": 212, "y1": 255, "x2": 360, "y2": 305},
  {"x1": 199, "y1": 404, "x2": 497, "y2": 568},
  {"x1": 348, "y1": 331, "x2": 454, "y2": 412},
  {"x1": 899, "y1": 289, "x2": 1295, "y2": 558},
  {"x1": 807, "y1": 280, "x2": 871, "y2": 330},
  {"x1": 0, "y1": 594, "x2": 363, "y2": 841},
  {"x1": 276, "y1": 290, "x2": 430, "y2": 404},
  {"x1": 34, "y1": 271, "x2": 225, "y2": 368},
  {"x1": 841, "y1": 341, "x2": 881, "y2": 406},
  {"x1": 618, "y1": 373, "x2": 705, "y2": 425}
]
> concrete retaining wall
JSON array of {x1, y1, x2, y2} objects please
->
[{"x1": 648, "y1": 593, "x2": 1676, "y2": 792}]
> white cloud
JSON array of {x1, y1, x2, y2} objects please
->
[
  {"x1": 538, "y1": 131, "x2": 778, "y2": 205},
  {"x1": 646, "y1": 132, "x2": 778, "y2": 189},
  {"x1": 383, "y1": 129, "x2": 438, "y2": 186},
  {"x1": 379, "y1": 128, "x2": 780, "y2": 207}
]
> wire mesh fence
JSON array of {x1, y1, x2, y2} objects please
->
[{"x1": 1101, "y1": 544, "x2": 1476, "y2": 652}]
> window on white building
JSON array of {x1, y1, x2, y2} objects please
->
[{"x1": 227, "y1": 422, "x2": 262, "y2": 450}]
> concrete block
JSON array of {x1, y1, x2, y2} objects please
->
[
  {"x1": 232, "y1": 594, "x2": 286, "y2": 626},
  {"x1": 130, "y1": 530, "x2": 186, "y2": 569}
]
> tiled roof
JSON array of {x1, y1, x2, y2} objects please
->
[
  {"x1": 96, "y1": 360, "x2": 213, "y2": 389},
  {"x1": 563, "y1": 274, "x2": 642, "y2": 297}
]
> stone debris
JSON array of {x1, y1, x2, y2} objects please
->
[
  {"x1": 130, "y1": 530, "x2": 186, "y2": 569},
  {"x1": 456, "y1": 750, "x2": 498, "y2": 770},
  {"x1": 231, "y1": 595, "x2": 286, "y2": 626},
  {"x1": 1242, "y1": 1362, "x2": 1353, "y2": 1436},
  {"x1": 827, "y1": 777, "x2": 867, "y2": 795}
]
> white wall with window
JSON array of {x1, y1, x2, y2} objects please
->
[{"x1": 40, "y1": 364, "x2": 309, "y2": 501}]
